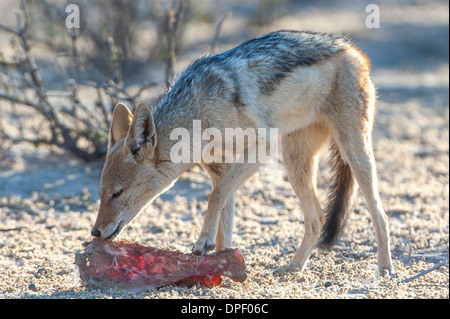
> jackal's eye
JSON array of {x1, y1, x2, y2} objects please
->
[{"x1": 112, "y1": 189, "x2": 123, "y2": 199}]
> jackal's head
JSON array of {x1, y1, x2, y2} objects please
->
[{"x1": 91, "y1": 103, "x2": 166, "y2": 239}]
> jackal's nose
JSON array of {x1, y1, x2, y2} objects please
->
[{"x1": 91, "y1": 228, "x2": 101, "y2": 237}]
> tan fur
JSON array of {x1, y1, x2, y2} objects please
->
[{"x1": 92, "y1": 35, "x2": 394, "y2": 276}]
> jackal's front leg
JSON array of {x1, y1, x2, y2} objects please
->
[{"x1": 192, "y1": 163, "x2": 260, "y2": 254}]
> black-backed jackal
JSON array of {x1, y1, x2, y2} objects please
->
[{"x1": 91, "y1": 30, "x2": 394, "y2": 276}]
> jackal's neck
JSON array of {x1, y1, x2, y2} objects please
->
[{"x1": 152, "y1": 79, "x2": 198, "y2": 176}]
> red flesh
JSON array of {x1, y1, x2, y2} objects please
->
[{"x1": 75, "y1": 238, "x2": 247, "y2": 291}]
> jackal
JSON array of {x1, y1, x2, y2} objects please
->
[{"x1": 91, "y1": 30, "x2": 394, "y2": 276}]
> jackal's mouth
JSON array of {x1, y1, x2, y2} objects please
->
[{"x1": 106, "y1": 221, "x2": 123, "y2": 240}]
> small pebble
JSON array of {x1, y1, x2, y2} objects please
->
[
  {"x1": 324, "y1": 281, "x2": 333, "y2": 288},
  {"x1": 28, "y1": 283, "x2": 37, "y2": 292}
]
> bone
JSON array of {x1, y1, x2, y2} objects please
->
[{"x1": 75, "y1": 238, "x2": 247, "y2": 292}]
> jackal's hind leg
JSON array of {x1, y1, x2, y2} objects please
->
[
  {"x1": 277, "y1": 124, "x2": 330, "y2": 272},
  {"x1": 331, "y1": 119, "x2": 394, "y2": 277}
]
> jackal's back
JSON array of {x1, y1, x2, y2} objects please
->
[
  {"x1": 164, "y1": 31, "x2": 351, "y2": 103},
  {"x1": 154, "y1": 30, "x2": 357, "y2": 135},
  {"x1": 214, "y1": 30, "x2": 350, "y2": 95},
  {"x1": 220, "y1": 30, "x2": 349, "y2": 69}
]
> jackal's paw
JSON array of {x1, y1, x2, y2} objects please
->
[
  {"x1": 273, "y1": 264, "x2": 300, "y2": 274},
  {"x1": 192, "y1": 234, "x2": 216, "y2": 255},
  {"x1": 378, "y1": 266, "x2": 396, "y2": 279}
]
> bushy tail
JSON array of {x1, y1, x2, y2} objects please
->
[{"x1": 318, "y1": 140, "x2": 357, "y2": 250}]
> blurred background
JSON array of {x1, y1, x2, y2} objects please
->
[{"x1": 0, "y1": 0, "x2": 447, "y2": 169}]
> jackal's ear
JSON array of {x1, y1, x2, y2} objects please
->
[
  {"x1": 126, "y1": 103, "x2": 157, "y2": 156},
  {"x1": 109, "y1": 103, "x2": 133, "y2": 149}
]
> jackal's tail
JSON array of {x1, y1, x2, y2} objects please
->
[{"x1": 318, "y1": 140, "x2": 358, "y2": 250}]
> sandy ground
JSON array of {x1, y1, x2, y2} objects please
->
[{"x1": 0, "y1": 0, "x2": 448, "y2": 299}]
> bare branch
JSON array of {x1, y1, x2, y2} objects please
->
[
  {"x1": 0, "y1": 92, "x2": 43, "y2": 111},
  {"x1": 401, "y1": 262, "x2": 449, "y2": 284},
  {"x1": 0, "y1": 1, "x2": 176, "y2": 162},
  {"x1": 0, "y1": 24, "x2": 19, "y2": 35},
  {"x1": 165, "y1": 0, "x2": 189, "y2": 88},
  {"x1": 210, "y1": 11, "x2": 231, "y2": 54}
]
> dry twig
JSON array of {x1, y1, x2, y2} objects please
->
[
  {"x1": 0, "y1": 1, "x2": 161, "y2": 161},
  {"x1": 210, "y1": 11, "x2": 231, "y2": 54},
  {"x1": 165, "y1": 0, "x2": 189, "y2": 88},
  {"x1": 401, "y1": 262, "x2": 449, "y2": 284}
]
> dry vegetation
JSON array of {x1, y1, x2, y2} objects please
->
[{"x1": 0, "y1": 0, "x2": 448, "y2": 299}]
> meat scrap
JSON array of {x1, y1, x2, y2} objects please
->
[{"x1": 75, "y1": 238, "x2": 247, "y2": 291}]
